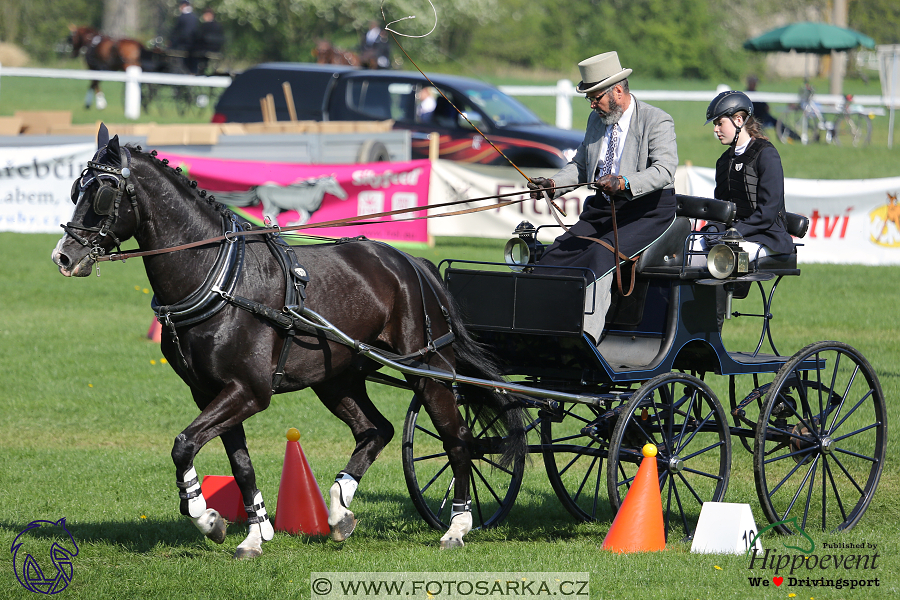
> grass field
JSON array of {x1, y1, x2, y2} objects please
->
[{"x1": 1, "y1": 231, "x2": 898, "y2": 600}]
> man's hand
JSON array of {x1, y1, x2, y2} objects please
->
[
  {"x1": 527, "y1": 177, "x2": 554, "y2": 200},
  {"x1": 594, "y1": 174, "x2": 624, "y2": 194}
]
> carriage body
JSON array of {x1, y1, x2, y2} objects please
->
[{"x1": 403, "y1": 196, "x2": 886, "y2": 541}]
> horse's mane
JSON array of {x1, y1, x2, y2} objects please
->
[{"x1": 127, "y1": 144, "x2": 229, "y2": 217}]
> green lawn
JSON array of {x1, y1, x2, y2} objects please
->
[{"x1": 1, "y1": 232, "x2": 897, "y2": 599}]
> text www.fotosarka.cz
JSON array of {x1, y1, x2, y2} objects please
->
[{"x1": 310, "y1": 572, "x2": 590, "y2": 599}]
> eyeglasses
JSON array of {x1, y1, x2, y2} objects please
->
[{"x1": 585, "y1": 88, "x2": 613, "y2": 105}]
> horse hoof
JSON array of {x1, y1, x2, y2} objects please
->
[
  {"x1": 330, "y1": 514, "x2": 358, "y2": 542},
  {"x1": 205, "y1": 513, "x2": 228, "y2": 544},
  {"x1": 439, "y1": 537, "x2": 465, "y2": 550},
  {"x1": 233, "y1": 546, "x2": 262, "y2": 560}
]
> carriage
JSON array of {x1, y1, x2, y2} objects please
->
[
  {"x1": 54, "y1": 132, "x2": 885, "y2": 555},
  {"x1": 396, "y1": 194, "x2": 886, "y2": 541}
]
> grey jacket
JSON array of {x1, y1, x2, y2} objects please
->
[{"x1": 551, "y1": 96, "x2": 678, "y2": 200}]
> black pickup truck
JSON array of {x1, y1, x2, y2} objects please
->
[{"x1": 212, "y1": 63, "x2": 584, "y2": 168}]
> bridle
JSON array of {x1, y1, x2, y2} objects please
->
[{"x1": 63, "y1": 147, "x2": 141, "y2": 260}]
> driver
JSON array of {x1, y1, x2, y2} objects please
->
[{"x1": 526, "y1": 51, "x2": 678, "y2": 342}]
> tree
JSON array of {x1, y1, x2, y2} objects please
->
[{"x1": 103, "y1": 0, "x2": 140, "y2": 38}]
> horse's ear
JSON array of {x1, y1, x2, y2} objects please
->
[
  {"x1": 97, "y1": 123, "x2": 109, "y2": 149},
  {"x1": 107, "y1": 135, "x2": 121, "y2": 164}
]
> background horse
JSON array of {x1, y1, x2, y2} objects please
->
[
  {"x1": 68, "y1": 25, "x2": 147, "y2": 109},
  {"x1": 215, "y1": 175, "x2": 349, "y2": 226},
  {"x1": 52, "y1": 126, "x2": 526, "y2": 558},
  {"x1": 312, "y1": 39, "x2": 361, "y2": 66}
]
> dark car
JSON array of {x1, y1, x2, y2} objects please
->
[{"x1": 212, "y1": 63, "x2": 584, "y2": 168}]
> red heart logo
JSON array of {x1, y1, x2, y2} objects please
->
[{"x1": 773, "y1": 577, "x2": 783, "y2": 586}]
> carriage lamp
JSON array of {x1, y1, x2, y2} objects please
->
[
  {"x1": 706, "y1": 227, "x2": 749, "y2": 280},
  {"x1": 504, "y1": 221, "x2": 544, "y2": 272},
  {"x1": 705, "y1": 228, "x2": 750, "y2": 321}
]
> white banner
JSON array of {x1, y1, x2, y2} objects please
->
[
  {"x1": 428, "y1": 161, "x2": 593, "y2": 239},
  {"x1": 0, "y1": 144, "x2": 94, "y2": 233},
  {"x1": 682, "y1": 165, "x2": 900, "y2": 265},
  {"x1": 429, "y1": 160, "x2": 900, "y2": 265}
]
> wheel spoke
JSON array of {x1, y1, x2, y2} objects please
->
[
  {"x1": 831, "y1": 421, "x2": 880, "y2": 444},
  {"x1": 558, "y1": 439, "x2": 599, "y2": 477},
  {"x1": 420, "y1": 461, "x2": 451, "y2": 494},
  {"x1": 471, "y1": 463, "x2": 503, "y2": 504},
  {"x1": 415, "y1": 423, "x2": 442, "y2": 441}
]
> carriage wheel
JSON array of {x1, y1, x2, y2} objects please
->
[
  {"x1": 754, "y1": 341, "x2": 886, "y2": 534},
  {"x1": 401, "y1": 394, "x2": 524, "y2": 531},
  {"x1": 541, "y1": 401, "x2": 612, "y2": 522},
  {"x1": 607, "y1": 373, "x2": 731, "y2": 540}
]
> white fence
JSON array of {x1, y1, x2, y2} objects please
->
[
  {"x1": 0, "y1": 64, "x2": 231, "y2": 120},
  {"x1": 0, "y1": 64, "x2": 892, "y2": 129}
]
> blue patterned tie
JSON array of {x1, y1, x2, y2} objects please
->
[{"x1": 597, "y1": 125, "x2": 618, "y2": 202}]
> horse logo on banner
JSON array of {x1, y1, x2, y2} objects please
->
[
  {"x1": 216, "y1": 175, "x2": 349, "y2": 226},
  {"x1": 869, "y1": 191, "x2": 900, "y2": 247},
  {"x1": 11, "y1": 518, "x2": 79, "y2": 595}
]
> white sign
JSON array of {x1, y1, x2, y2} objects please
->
[
  {"x1": 683, "y1": 165, "x2": 900, "y2": 265},
  {"x1": 691, "y1": 502, "x2": 763, "y2": 555},
  {"x1": 428, "y1": 160, "x2": 900, "y2": 265},
  {"x1": 0, "y1": 144, "x2": 94, "y2": 233}
]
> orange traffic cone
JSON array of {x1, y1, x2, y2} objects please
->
[
  {"x1": 602, "y1": 443, "x2": 666, "y2": 553},
  {"x1": 147, "y1": 318, "x2": 162, "y2": 342},
  {"x1": 273, "y1": 427, "x2": 330, "y2": 536}
]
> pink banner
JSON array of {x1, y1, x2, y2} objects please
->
[{"x1": 157, "y1": 153, "x2": 432, "y2": 244}]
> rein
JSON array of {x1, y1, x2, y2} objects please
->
[{"x1": 93, "y1": 181, "x2": 585, "y2": 263}]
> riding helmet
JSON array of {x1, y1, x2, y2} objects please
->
[{"x1": 705, "y1": 90, "x2": 753, "y2": 125}]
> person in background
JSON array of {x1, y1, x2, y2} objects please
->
[
  {"x1": 194, "y1": 7, "x2": 225, "y2": 75},
  {"x1": 746, "y1": 75, "x2": 777, "y2": 129},
  {"x1": 361, "y1": 20, "x2": 391, "y2": 69},
  {"x1": 416, "y1": 86, "x2": 437, "y2": 123},
  {"x1": 170, "y1": 0, "x2": 199, "y2": 73},
  {"x1": 526, "y1": 51, "x2": 678, "y2": 342}
]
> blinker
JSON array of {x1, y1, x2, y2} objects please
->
[{"x1": 93, "y1": 183, "x2": 118, "y2": 216}]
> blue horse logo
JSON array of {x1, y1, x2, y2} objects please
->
[{"x1": 11, "y1": 518, "x2": 79, "y2": 594}]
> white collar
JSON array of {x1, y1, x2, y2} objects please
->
[{"x1": 734, "y1": 138, "x2": 751, "y2": 156}]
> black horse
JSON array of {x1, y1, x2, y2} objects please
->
[{"x1": 52, "y1": 125, "x2": 526, "y2": 558}]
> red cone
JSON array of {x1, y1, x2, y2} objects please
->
[
  {"x1": 602, "y1": 443, "x2": 667, "y2": 553},
  {"x1": 201, "y1": 475, "x2": 248, "y2": 522},
  {"x1": 274, "y1": 428, "x2": 330, "y2": 536},
  {"x1": 147, "y1": 318, "x2": 162, "y2": 342}
]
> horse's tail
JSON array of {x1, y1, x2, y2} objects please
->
[{"x1": 415, "y1": 258, "x2": 528, "y2": 470}]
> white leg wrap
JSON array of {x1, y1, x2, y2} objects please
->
[
  {"x1": 440, "y1": 499, "x2": 472, "y2": 549},
  {"x1": 335, "y1": 473, "x2": 358, "y2": 508},
  {"x1": 244, "y1": 490, "x2": 274, "y2": 541},
  {"x1": 440, "y1": 511, "x2": 473, "y2": 549},
  {"x1": 95, "y1": 91, "x2": 107, "y2": 110},
  {"x1": 328, "y1": 481, "x2": 354, "y2": 528},
  {"x1": 180, "y1": 467, "x2": 207, "y2": 518}
]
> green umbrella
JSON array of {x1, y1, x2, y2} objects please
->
[{"x1": 743, "y1": 21, "x2": 875, "y2": 54}]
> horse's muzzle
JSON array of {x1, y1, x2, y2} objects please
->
[{"x1": 52, "y1": 239, "x2": 94, "y2": 277}]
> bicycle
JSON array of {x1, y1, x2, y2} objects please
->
[{"x1": 776, "y1": 82, "x2": 872, "y2": 147}]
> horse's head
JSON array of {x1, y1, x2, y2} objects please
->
[
  {"x1": 67, "y1": 25, "x2": 96, "y2": 56},
  {"x1": 322, "y1": 175, "x2": 349, "y2": 201},
  {"x1": 52, "y1": 124, "x2": 141, "y2": 277}
]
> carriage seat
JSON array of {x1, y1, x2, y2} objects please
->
[{"x1": 753, "y1": 211, "x2": 808, "y2": 276}]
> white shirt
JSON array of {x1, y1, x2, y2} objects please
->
[{"x1": 595, "y1": 94, "x2": 636, "y2": 178}]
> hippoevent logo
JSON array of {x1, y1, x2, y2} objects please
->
[
  {"x1": 10, "y1": 518, "x2": 79, "y2": 595},
  {"x1": 746, "y1": 517, "x2": 880, "y2": 591},
  {"x1": 869, "y1": 191, "x2": 900, "y2": 247}
]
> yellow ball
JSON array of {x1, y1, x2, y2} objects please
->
[
  {"x1": 642, "y1": 443, "x2": 658, "y2": 458},
  {"x1": 286, "y1": 427, "x2": 301, "y2": 442}
]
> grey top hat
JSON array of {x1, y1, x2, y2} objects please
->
[{"x1": 576, "y1": 52, "x2": 633, "y2": 94}]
